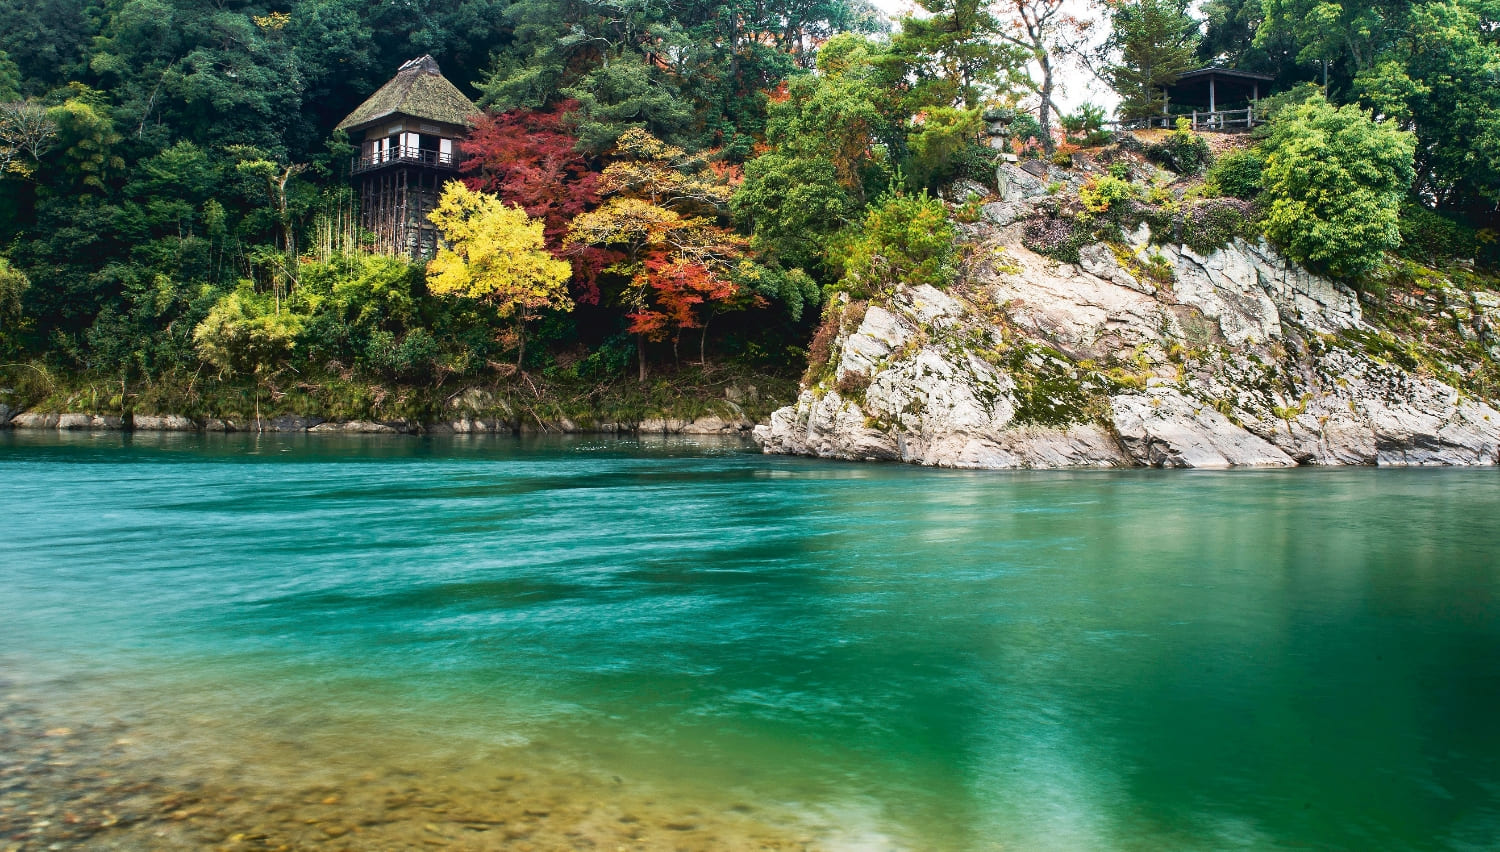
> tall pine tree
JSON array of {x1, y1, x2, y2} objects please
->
[{"x1": 1103, "y1": 0, "x2": 1201, "y2": 119}]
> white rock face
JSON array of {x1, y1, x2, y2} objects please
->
[
  {"x1": 757, "y1": 223, "x2": 1500, "y2": 469},
  {"x1": 11, "y1": 412, "x2": 123, "y2": 430},
  {"x1": 132, "y1": 414, "x2": 197, "y2": 431},
  {"x1": 1111, "y1": 390, "x2": 1296, "y2": 468},
  {"x1": 989, "y1": 241, "x2": 1173, "y2": 361},
  {"x1": 9, "y1": 412, "x2": 59, "y2": 429},
  {"x1": 1164, "y1": 242, "x2": 1283, "y2": 345},
  {"x1": 309, "y1": 420, "x2": 400, "y2": 434}
]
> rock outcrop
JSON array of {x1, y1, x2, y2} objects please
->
[
  {"x1": 9, "y1": 412, "x2": 124, "y2": 430},
  {"x1": 756, "y1": 192, "x2": 1500, "y2": 468},
  {"x1": 132, "y1": 414, "x2": 197, "y2": 431}
]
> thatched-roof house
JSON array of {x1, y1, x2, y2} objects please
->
[{"x1": 338, "y1": 56, "x2": 478, "y2": 258}]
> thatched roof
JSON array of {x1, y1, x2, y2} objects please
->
[{"x1": 336, "y1": 56, "x2": 478, "y2": 132}]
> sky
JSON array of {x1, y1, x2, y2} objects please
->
[{"x1": 866, "y1": 0, "x2": 1123, "y2": 115}]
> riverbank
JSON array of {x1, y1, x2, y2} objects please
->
[{"x1": 0, "y1": 363, "x2": 798, "y2": 438}]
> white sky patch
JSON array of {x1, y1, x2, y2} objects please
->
[{"x1": 865, "y1": 0, "x2": 1122, "y2": 116}]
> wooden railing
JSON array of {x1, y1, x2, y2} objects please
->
[
  {"x1": 352, "y1": 146, "x2": 460, "y2": 174},
  {"x1": 1113, "y1": 106, "x2": 1258, "y2": 132}
]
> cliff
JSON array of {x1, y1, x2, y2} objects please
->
[{"x1": 755, "y1": 166, "x2": 1500, "y2": 468}]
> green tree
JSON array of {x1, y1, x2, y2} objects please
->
[
  {"x1": 735, "y1": 151, "x2": 853, "y2": 271},
  {"x1": 194, "y1": 284, "x2": 306, "y2": 379},
  {"x1": 1354, "y1": 0, "x2": 1500, "y2": 215},
  {"x1": 1258, "y1": 97, "x2": 1415, "y2": 277},
  {"x1": 0, "y1": 256, "x2": 29, "y2": 355},
  {"x1": 1255, "y1": 0, "x2": 1400, "y2": 89},
  {"x1": 1102, "y1": 0, "x2": 1202, "y2": 119},
  {"x1": 561, "y1": 53, "x2": 698, "y2": 152},
  {"x1": 905, "y1": 106, "x2": 987, "y2": 191},
  {"x1": 0, "y1": 0, "x2": 102, "y2": 96},
  {"x1": 296, "y1": 253, "x2": 435, "y2": 378},
  {"x1": 46, "y1": 91, "x2": 122, "y2": 192},
  {"x1": 888, "y1": 0, "x2": 1022, "y2": 109},
  {"x1": 0, "y1": 51, "x2": 20, "y2": 102},
  {"x1": 731, "y1": 58, "x2": 889, "y2": 274}
]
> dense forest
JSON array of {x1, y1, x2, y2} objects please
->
[{"x1": 0, "y1": 0, "x2": 1495, "y2": 424}]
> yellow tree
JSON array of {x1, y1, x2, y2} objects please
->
[
  {"x1": 596, "y1": 129, "x2": 733, "y2": 211},
  {"x1": 427, "y1": 182, "x2": 573, "y2": 368}
]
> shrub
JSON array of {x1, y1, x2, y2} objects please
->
[
  {"x1": 803, "y1": 308, "x2": 841, "y2": 383},
  {"x1": 1008, "y1": 111, "x2": 1045, "y2": 153},
  {"x1": 1181, "y1": 199, "x2": 1259, "y2": 255},
  {"x1": 950, "y1": 141, "x2": 1000, "y2": 189},
  {"x1": 1079, "y1": 175, "x2": 1138, "y2": 213},
  {"x1": 1258, "y1": 97, "x2": 1415, "y2": 278},
  {"x1": 362, "y1": 327, "x2": 441, "y2": 381},
  {"x1": 1205, "y1": 148, "x2": 1264, "y2": 200},
  {"x1": 193, "y1": 285, "x2": 306, "y2": 377},
  {"x1": 1398, "y1": 204, "x2": 1478, "y2": 263},
  {"x1": 0, "y1": 257, "x2": 29, "y2": 357},
  {"x1": 1060, "y1": 103, "x2": 1113, "y2": 146},
  {"x1": 832, "y1": 192, "x2": 956, "y2": 297},
  {"x1": 1146, "y1": 118, "x2": 1212, "y2": 175},
  {"x1": 1251, "y1": 83, "x2": 1324, "y2": 130},
  {"x1": 835, "y1": 369, "x2": 870, "y2": 397},
  {"x1": 295, "y1": 254, "x2": 441, "y2": 378},
  {"x1": 906, "y1": 107, "x2": 990, "y2": 191}
]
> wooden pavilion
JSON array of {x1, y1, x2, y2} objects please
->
[
  {"x1": 336, "y1": 56, "x2": 477, "y2": 259},
  {"x1": 1116, "y1": 66, "x2": 1277, "y2": 131}
]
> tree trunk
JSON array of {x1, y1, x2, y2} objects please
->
[
  {"x1": 1038, "y1": 54, "x2": 1056, "y2": 153},
  {"x1": 515, "y1": 309, "x2": 527, "y2": 370},
  {"x1": 637, "y1": 334, "x2": 648, "y2": 383},
  {"x1": 698, "y1": 314, "x2": 711, "y2": 365}
]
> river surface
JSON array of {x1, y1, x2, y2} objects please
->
[{"x1": 1, "y1": 431, "x2": 1497, "y2": 851}]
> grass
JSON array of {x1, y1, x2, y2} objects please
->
[{"x1": 1, "y1": 360, "x2": 801, "y2": 431}]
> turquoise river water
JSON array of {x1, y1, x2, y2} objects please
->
[{"x1": 0, "y1": 431, "x2": 1497, "y2": 851}]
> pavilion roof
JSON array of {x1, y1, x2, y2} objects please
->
[
  {"x1": 335, "y1": 55, "x2": 478, "y2": 133},
  {"x1": 1172, "y1": 67, "x2": 1276, "y2": 85}
]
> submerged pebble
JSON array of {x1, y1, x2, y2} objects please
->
[{"x1": 0, "y1": 681, "x2": 828, "y2": 851}]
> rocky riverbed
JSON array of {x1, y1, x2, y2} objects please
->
[
  {"x1": 0, "y1": 677, "x2": 828, "y2": 852},
  {"x1": 754, "y1": 165, "x2": 1500, "y2": 468}
]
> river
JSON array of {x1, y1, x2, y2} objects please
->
[{"x1": 1, "y1": 431, "x2": 1496, "y2": 850}]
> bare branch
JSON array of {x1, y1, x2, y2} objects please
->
[{"x1": 0, "y1": 100, "x2": 58, "y2": 177}]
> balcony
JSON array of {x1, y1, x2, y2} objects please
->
[
  {"x1": 352, "y1": 146, "x2": 460, "y2": 175},
  {"x1": 1111, "y1": 106, "x2": 1260, "y2": 133}
]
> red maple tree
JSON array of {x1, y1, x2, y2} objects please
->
[
  {"x1": 460, "y1": 101, "x2": 619, "y2": 303},
  {"x1": 628, "y1": 251, "x2": 751, "y2": 365}
]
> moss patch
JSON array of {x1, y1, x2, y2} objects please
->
[{"x1": 998, "y1": 343, "x2": 1100, "y2": 427}]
